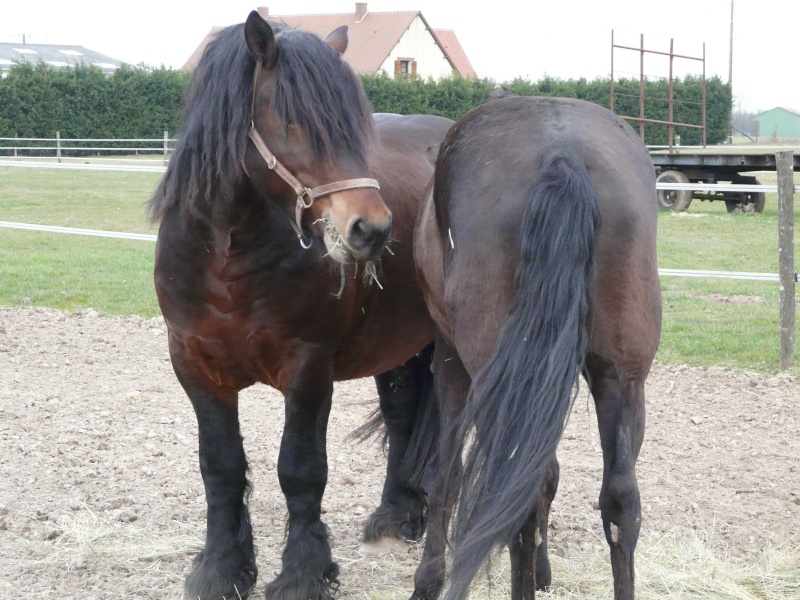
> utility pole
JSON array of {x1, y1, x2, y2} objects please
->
[
  {"x1": 728, "y1": 0, "x2": 734, "y2": 86},
  {"x1": 728, "y1": 0, "x2": 734, "y2": 142}
]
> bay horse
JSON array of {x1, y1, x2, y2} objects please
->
[
  {"x1": 147, "y1": 11, "x2": 452, "y2": 600},
  {"x1": 412, "y1": 95, "x2": 662, "y2": 599}
]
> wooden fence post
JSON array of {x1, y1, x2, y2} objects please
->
[
  {"x1": 56, "y1": 131, "x2": 62, "y2": 164},
  {"x1": 776, "y1": 150, "x2": 795, "y2": 369},
  {"x1": 163, "y1": 130, "x2": 169, "y2": 166}
]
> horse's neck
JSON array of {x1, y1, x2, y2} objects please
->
[{"x1": 201, "y1": 184, "x2": 296, "y2": 247}]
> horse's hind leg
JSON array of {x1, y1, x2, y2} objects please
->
[
  {"x1": 509, "y1": 456, "x2": 560, "y2": 598},
  {"x1": 174, "y1": 374, "x2": 256, "y2": 600},
  {"x1": 361, "y1": 346, "x2": 433, "y2": 553},
  {"x1": 411, "y1": 338, "x2": 469, "y2": 600},
  {"x1": 586, "y1": 354, "x2": 647, "y2": 600}
]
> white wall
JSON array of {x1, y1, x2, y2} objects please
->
[{"x1": 377, "y1": 15, "x2": 454, "y2": 80}]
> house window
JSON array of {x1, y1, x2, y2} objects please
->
[{"x1": 394, "y1": 58, "x2": 417, "y2": 79}]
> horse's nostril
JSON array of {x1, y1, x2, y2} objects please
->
[
  {"x1": 348, "y1": 217, "x2": 390, "y2": 257},
  {"x1": 352, "y1": 219, "x2": 368, "y2": 237}
]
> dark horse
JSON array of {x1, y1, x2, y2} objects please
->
[
  {"x1": 412, "y1": 96, "x2": 662, "y2": 600},
  {"x1": 147, "y1": 11, "x2": 452, "y2": 600}
]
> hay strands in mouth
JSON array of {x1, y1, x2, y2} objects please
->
[{"x1": 314, "y1": 217, "x2": 385, "y2": 299}]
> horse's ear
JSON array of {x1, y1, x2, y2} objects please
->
[
  {"x1": 245, "y1": 10, "x2": 278, "y2": 68},
  {"x1": 325, "y1": 25, "x2": 348, "y2": 56}
]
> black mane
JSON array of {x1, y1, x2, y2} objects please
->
[{"x1": 148, "y1": 21, "x2": 375, "y2": 221}]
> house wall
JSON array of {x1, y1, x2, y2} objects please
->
[
  {"x1": 377, "y1": 15, "x2": 454, "y2": 80},
  {"x1": 753, "y1": 108, "x2": 800, "y2": 139}
]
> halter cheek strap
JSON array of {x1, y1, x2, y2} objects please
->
[{"x1": 245, "y1": 59, "x2": 380, "y2": 248}]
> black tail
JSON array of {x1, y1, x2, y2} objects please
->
[
  {"x1": 398, "y1": 344, "x2": 440, "y2": 492},
  {"x1": 446, "y1": 153, "x2": 601, "y2": 599},
  {"x1": 347, "y1": 344, "x2": 440, "y2": 493}
]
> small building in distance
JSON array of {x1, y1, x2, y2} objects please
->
[
  {"x1": 183, "y1": 3, "x2": 475, "y2": 80},
  {"x1": 0, "y1": 42, "x2": 127, "y2": 77},
  {"x1": 752, "y1": 107, "x2": 800, "y2": 140}
]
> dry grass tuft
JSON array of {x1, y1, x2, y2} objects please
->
[
  {"x1": 2, "y1": 506, "x2": 202, "y2": 598},
  {"x1": 5, "y1": 511, "x2": 797, "y2": 599},
  {"x1": 363, "y1": 530, "x2": 800, "y2": 599},
  {"x1": 455, "y1": 530, "x2": 800, "y2": 600}
]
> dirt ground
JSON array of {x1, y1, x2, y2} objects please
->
[{"x1": 0, "y1": 306, "x2": 798, "y2": 599}]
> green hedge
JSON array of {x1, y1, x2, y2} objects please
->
[
  {"x1": 363, "y1": 73, "x2": 731, "y2": 145},
  {"x1": 0, "y1": 63, "x2": 191, "y2": 141},
  {"x1": 0, "y1": 63, "x2": 730, "y2": 146}
]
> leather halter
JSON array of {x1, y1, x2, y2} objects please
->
[{"x1": 245, "y1": 59, "x2": 381, "y2": 248}]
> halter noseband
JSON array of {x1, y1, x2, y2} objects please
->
[{"x1": 245, "y1": 59, "x2": 380, "y2": 249}]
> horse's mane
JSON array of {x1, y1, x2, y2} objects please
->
[{"x1": 148, "y1": 21, "x2": 375, "y2": 222}]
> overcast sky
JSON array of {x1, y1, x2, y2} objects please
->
[{"x1": 2, "y1": 1, "x2": 795, "y2": 113}]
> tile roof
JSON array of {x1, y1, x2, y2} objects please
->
[
  {"x1": 432, "y1": 29, "x2": 475, "y2": 79},
  {"x1": 265, "y1": 9, "x2": 421, "y2": 74},
  {"x1": 183, "y1": 5, "x2": 474, "y2": 78},
  {"x1": 0, "y1": 43, "x2": 127, "y2": 74}
]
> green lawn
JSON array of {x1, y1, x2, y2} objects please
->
[
  {"x1": 0, "y1": 167, "x2": 161, "y2": 233},
  {"x1": 0, "y1": 166, "x2": 797, "y2": 373}
]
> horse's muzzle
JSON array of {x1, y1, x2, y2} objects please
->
[{"x1": 345, "y1": 213, "x2": 392, "y2": 261}]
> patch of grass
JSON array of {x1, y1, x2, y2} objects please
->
[
  {"x1": 0, "y1": 166, "x2": 160, "y2": 233},
  {"x1": 0, "y1": 228, "x2": 159, "y2": 318},
  {"x1": 655, "y1": 191, "x2": 798, "y2": 374},
  {"x1": 1, "y1": 167, "x2": 798, "y2": 373}
]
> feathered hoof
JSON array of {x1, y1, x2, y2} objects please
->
[
  {"x1": 184, "y1": 550, "x2": 257, "y2": 600},
  {"x1": 361, "y1": 492, "x2": 427, "y2": 544},
  {"x1": 357, "y1": 536, "x2": 410, "y2": 557},
  {"x1": 264, "y1": 562, "x2": 340, "y2": 600}
]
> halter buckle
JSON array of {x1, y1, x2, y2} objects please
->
[{"x1": 297, "y1": 188, "x2": 314, "y2": 209}]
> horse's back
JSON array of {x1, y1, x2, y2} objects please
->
[{"x1": 428, "y1": 96, "x2": 661, "y2": 374}]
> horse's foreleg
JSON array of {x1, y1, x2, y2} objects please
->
[
  {"x1": 265, "y1": 364, "x2": 338, "y2": 600},
  {"x1": 586, "y1": 355, "x2": 646, "y2": 600},
  {"x1": 411, "y1": 338, "x2": 469, "y2": 600},
  {"x1": 361, "y1": 345, "x2": 434, "y2": 552},
  {"x1": 177, "y1": 377, "x2": 256, "y2": 600},
  {"x1": 508, "y1": 456, "x2": 560, "y2": 599}
]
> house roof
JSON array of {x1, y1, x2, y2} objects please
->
[
  {"x1": 431, "y1": 29, "x2": 475, "y2": 79},
  {"x1": 183, "y1": 5, "x2": 474, "y2": 78},
  {"x1": 0, "y1": 42, "x2": 127, "y2": 74},
  {"x1": 753, "y1": 107, "x2": 800, "y2": 119}
]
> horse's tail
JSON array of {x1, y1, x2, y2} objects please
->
[
  {"x1": 346, "y1": 343, "x2": 440, "y2": 492},
  {"x1": 446, "y1": 152, "x2": 601, "y2": 599},
  {"x1": 399, "y1": 343, "x2": 440, "y2": 492}
]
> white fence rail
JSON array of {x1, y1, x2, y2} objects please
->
[
  {"x1": 0, "y1": 159, "x2": 166, "y2": 173},
  {"x1": 0, "y1": 146, "x2": 795, "y2": 366},
  {"x1": 0, "y1": 133, "x2": 173, "y2": 165},
  {"x1": 0, "y1": 221, "x2": 157, "y2": 241},
  {"x1": 0, "y1": 220, "x2": 787, "y2": 282}
]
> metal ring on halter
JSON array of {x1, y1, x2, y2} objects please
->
[{"x1": 297, "y1": 189, "x2": 314, "y2": 209}]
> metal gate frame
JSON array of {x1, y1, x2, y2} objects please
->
[{"x1": 610, "y1": 30, "x2": 707, "y2": 152}]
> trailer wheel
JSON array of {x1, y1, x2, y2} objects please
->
[
  {"x1": 726, "y1": 176, "x2": 765, "y2": 213},
  {"x1": 656, "y1": 170, "x2": 693, "y2": 211}
]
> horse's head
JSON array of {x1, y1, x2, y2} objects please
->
[{"x1": 242, "y1": 11, "x2": 391, "y2": 264}]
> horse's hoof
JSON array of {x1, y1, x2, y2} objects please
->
[
  {"x1": 358, "y1": 536, "x2": 410, "y2": 556},
  {"x1": 362, "y1": 492, "x2": 427, "y2": 543},
  {"x1": 264, "y1": 562, "x2": 339, "y2": 600}
]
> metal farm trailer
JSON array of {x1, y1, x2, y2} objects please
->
[{"x1": 652, "y1": 150, "x2": 800, "y2": 212}]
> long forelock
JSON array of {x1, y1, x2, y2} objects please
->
[
  {"x1": 269, "y1": 28, "x2": 375, "y2": 165},
  {"x1": 148, "y1": 21, "x2": 375, "y2": 223},
  {"x1": 148, "y1": 23, "x2": 254, "y2": 221}
]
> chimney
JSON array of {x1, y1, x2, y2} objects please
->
[
  {"x1": 355, "y1": 3, "x2": 367, "y2": 23},
  {"x1": 257, "y1": 6, "x2": 269, "y2": 19}
]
